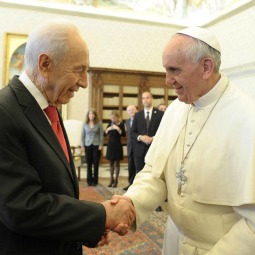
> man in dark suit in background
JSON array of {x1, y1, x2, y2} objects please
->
[
  {"x1": 131, "y1": 91, "x2": 164, "y2": 174},
  {"x1": 131, "y1": 92, "x2": 164, "y2": 211},
  {"x1": 0, "y1": 20, "x2": 134, "y2": 255},
  {"x1": 123, "y1": 105, "x2": 138, "y2": 191}
]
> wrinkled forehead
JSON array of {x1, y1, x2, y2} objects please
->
[
  {"x1": 162, "y1": 35, "x2": 193, "y2": 66},
  {"x1": 164, "y1": 35, "x2": 191, "y2": 55}
]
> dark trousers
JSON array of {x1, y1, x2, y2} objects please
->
[
  {"x1": 134, "y1": 156, "x2": 146, "y2": 173},
  {"x1": 134, "y1": 145, "x2": 150, "y2": 173},
  {"x1": 85, "y1": 145, "x2": 101, "y2": 185},
  {"x1": 127, "y1": 151, "x2": 136, "y2": 184}
]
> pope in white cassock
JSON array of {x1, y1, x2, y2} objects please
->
[{"x1": 112, "y1": 27, "x2": 255, "y2": 254}]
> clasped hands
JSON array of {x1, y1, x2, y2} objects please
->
[
  {"x1": 99, "y1": 195, "x2": 134, "y2": 246},
  {"x1": 106, "y1": 125, "x2": 121, "y2": 134},
  {"x1": 140, "y1": 135, "x2": 153, "y2": 145}
]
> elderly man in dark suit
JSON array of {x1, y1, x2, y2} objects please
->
[
  {"x1": 123, "y1": 105, "x2": 138, "y2": 191},
  {"x1": 0, "y1": 20, "x2": 135, "y2": 255}
]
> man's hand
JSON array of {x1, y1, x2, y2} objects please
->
[
  {"x1": 111, "y1": 195, "x2": 133, "y2": 206},
  {"x1": 97, "y1": 229, "x2": 111, "y2": 247},
  {"x1": 112, "y1": 223, "x2": 129, "y2": 236},
  {"x1": 102, "y1": 198, "x2": 135, "y2": 235},
  {"x1": 109, "y1": 195, "x2": 135, "y2": 235},
  {"x1": 140, "y1": 135, "x2": 153, "y2": 145}
]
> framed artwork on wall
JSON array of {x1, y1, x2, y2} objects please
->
[{"x1": 4, "y1": 33, "x2": 27, "y2": 86}]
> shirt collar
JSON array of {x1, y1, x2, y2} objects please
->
[
  {"x1": 144, "y1": 107, "x2": 153, "y2": 115},
  {"x1": 192, "y1": 73, "x2": 229, "y2": 108},
  {"x1": 19, "y1": 71, "x2": 48, "y2": 110}
]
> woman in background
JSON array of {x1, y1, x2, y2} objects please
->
[
  {"x1": 81, "y1": 109, "x2": 103, "y2": 186},
  {"x1": 104, "y1": 110, "x2": 126, "y2": 188}
]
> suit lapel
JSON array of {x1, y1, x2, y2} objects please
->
[
  {"x1": 148, "y1": 108, "x2": 157, "y2": 131},
  {"x1": 126, "y1": 119, "x2": 130, "y2": 134},
  {"x1": 9, "y1": 77, "x2": 78, "y2": 193}
]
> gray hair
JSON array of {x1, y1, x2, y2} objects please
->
[
  {"x1": 173, "y1": 34, "x2": 221, "y2": 73},
  {"x1": 24, "y1": 20, "x2": 80, "y2": 73}
]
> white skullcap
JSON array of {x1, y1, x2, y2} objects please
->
[{"x1": 177, "y1": 27, "x2": 221, "y2": 53}]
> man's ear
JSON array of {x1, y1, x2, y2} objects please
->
[
  {"x1": 38, "y1": 54, "x2": 51, "y2": 76},
  {"x1": 202, "y1": 58, "x2": 214, "y2": 79}
]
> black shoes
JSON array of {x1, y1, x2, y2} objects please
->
[
  {"x1": 108, "y1": 179, "x2": 118, "y2": 187},
  {"x1": 123, "y1": 184, "x2": 131, "y2": 191},
  {"x1": 108, "y1": 180, "x2": 114, "y2": 187},
  {"x1": 88, "y1": 182, "x2": 97, "y2": 187},
  {"x1": 112, "y1": 180, "x2": 118, "y2": 188}
]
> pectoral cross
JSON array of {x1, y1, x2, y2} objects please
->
[{"x1": 176, "y1": 163, "x2": 187, "y2": 195}]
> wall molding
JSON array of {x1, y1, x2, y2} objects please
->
[
  {"x1": 1, "y1": 0, "x2": 254, "y2": 28},
  {"x1": 223, "y1": 62, "x2": 255, "y2": 79}
]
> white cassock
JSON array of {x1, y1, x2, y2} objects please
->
[{"x1": 125, "y1": 73, "x2": 255, "y2": 254}]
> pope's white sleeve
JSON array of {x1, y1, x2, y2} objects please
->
[
  {"x1": 206, "y1": 204, "x2": 255, "y2": 255},
  {"x1": 124, "y1": 164, "x2": 167, "y2": 229}
]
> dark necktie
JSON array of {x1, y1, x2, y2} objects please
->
[
  {"x1": 146, "y1": 111, "x2": 150, "y2": 132},
  {"x1": 44, "y1": 106, "x2": 69, "y2": 162}
]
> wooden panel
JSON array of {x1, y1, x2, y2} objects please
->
[{"x1": 89, "y1": 67, "x2": 177, "y2": 163}]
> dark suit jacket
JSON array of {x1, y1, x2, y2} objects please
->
[
  {"x1": 0, "y1": 76, "x2": 105, "y2": 255},
  {"x1": 125, "y1": 118, "x2": 132, "y2": 156},
  {"x1": 131, "y1": 108, "x2": 164, "y2": 157}
]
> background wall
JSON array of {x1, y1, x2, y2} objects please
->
[{"x1": 0, "y1": 3, "x2": 254, "y2": 120}]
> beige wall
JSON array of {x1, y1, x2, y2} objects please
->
[{"x1": 0, "y1": 3, "x2": 255, "y2": 121}]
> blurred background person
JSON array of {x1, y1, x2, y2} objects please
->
[
  {"x1": 158, "y1": 103, "x2": 167, "y2": 112},
  {"x1": 123, "y1": 105, "x2": 138, "y2": 191},
  {"x1": 104, "y1": 110, "x2": 126, "y2": 188},
  {"x1": 81, "y1": 109, "x2": 103, "y2": 186}
]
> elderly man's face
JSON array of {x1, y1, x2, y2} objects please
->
[
  {"x1": 158, "y1": 104, "x2": 167, "y2": 112},
  {"x1": 126, "y1": 105, "x2": 137, "y2": 117},
  {"x1": 45, "y1": 33, "x2": 89, "y2": 105},
  {"x1": 162, "y1": 36, "x2": 205, "y2": 104}
]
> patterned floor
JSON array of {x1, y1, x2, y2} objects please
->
[{"x1": 79, "y1": 173, "x2": 169, "y2": 255}]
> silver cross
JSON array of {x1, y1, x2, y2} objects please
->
[{"x1": 176, "y1": 166, "x2": 187, "y2": 195}]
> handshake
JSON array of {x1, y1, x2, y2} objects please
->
[{"x1": 99, "y1": 195, "x2": 135, "y2": 246}]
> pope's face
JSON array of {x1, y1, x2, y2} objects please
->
[
  {"x1": 162, "y1": 36, "x2": 206, "y2": 104},
  {"x1": 42, "y1": 33, "x2": 89, "y2": 105}
]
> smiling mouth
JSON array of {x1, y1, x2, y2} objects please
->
[
  {"x1": 67, "y1": 90, "x2": 75, "y2": 97},
  {"x1": 68, "y1": 88, "x2": 79, "y2": 93},
  {"x1": 174, "y1": 86, "x2": 183, "y2": 93}
]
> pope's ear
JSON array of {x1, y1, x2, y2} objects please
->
[
  {"x1": 38, "y1": 54, "x2": 51, "y2": 74},
  {"x1": 202, "y1": 58, "x2": 214, "y2": 79}
]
